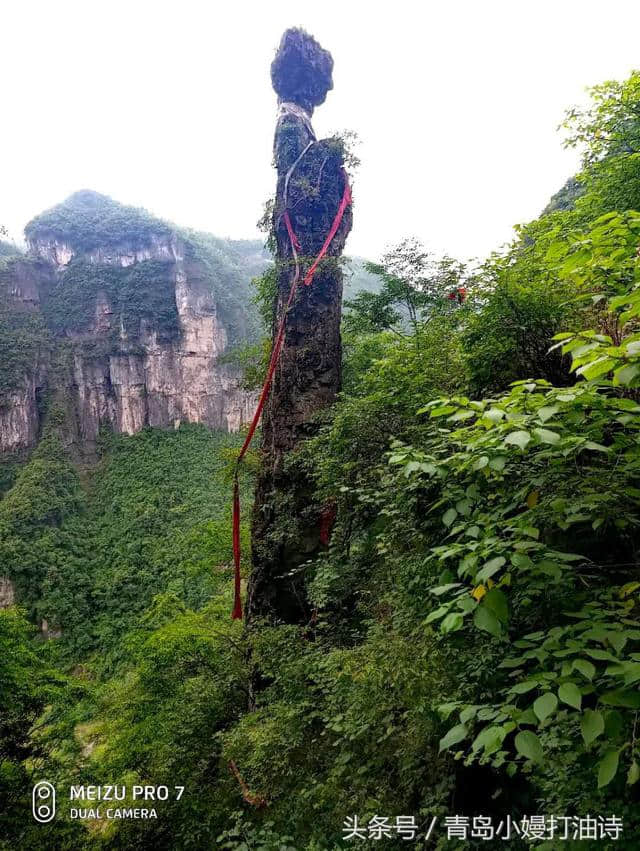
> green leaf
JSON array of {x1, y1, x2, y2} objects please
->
[
  {"x1": 533, "y1": 428, "x2": 561, "y2": 445},
  {"x1": 533, "y1": 692, "x2": 557, "y2": 723},
  {"x1": 441, "y1": 613, "x2": 464, "y2": 634},
  {"x1": 443, "y1": 508, "x2": 458, "y2": 527},
  {"x1": 584, "y1": 441, "x2": 609, "y2": 453},
  {"x1": 598, "y1": 749, "x2": 620, "y2": 788},
  {"x1": 424, "y1": 606, "x2": 447, "y2": 624},
  {"x1": 573, "y1": 659, "x2": 596, "y2": 681},
  {"x1": 579, "y1": 357, "x2": 617, "y2": 381},
  {"x1": 459, "y1": 705, "x2": 479, "y2": 724},
  {"x1": 431, "y1": 583, "x2": 462, "y2": 596},
  {"x1": 484, "y1": 408, "x2": 505, "y2": 423},
  {"x1": 536, "y1": 405, "x2": 559, "y2": 423},
  {"x1": 581, "y1": 709, "x2": 604, "y2": 746},
  {"x1": 473, "y1": 604, "x2": 502, "y2": 637},
  {"x1": 476, "y1": 556, "x2": 506, "y2": 583},
  {"x1": 514, "y1": 730, "x2": 543, "y2": 763},
  {"x1": 558, "y1": 682, "x2": 582, "y2": 710},
  {"x1": 584, "y1": 648, "x2": 619, "y2": 662},
  {"x1": 504, "y1": 430, "x2": 531, "y2": 450},
  {"x1": 431, "y1": 405, "x2": 457, "y2": 418},
  {"x1": 471, "y1": 725, "x2": 505, "y2": 755},
  {"x1": 600, "y1": 689, "x2": 640, "y2": 709},
  {"x1": 627, "y1": 761, "x2": 640, "y2": 786},
  {"x1": 439, "y1": 723, "x2": 468, "y2": 752},
  {"x1": 437, "y1": 702, "x2": 460, "y2": 720},
  {"x1": 509, "y1": 680, "x2": 540, "y2": 695},
  {"x1": 484, "y1": 588, "x2": 509, "y2": 624}
]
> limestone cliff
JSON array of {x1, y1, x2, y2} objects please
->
[{"x1": 0, "y1": 192, "x2": 261, "y2": 455}]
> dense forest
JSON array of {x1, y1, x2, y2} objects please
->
[{"x1": 3, "y1": 69, "x2": 640, "y2": 849}]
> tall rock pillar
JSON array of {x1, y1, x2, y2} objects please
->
[{"x1": 247, "y1": 29, "x2": 352, "y2": 622}]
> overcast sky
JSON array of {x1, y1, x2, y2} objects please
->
[{"x1": 2, "y1": 1, "x2": 640, "y2": 262}]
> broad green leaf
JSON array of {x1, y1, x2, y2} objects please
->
[
  {"x1": 471, "y1": 725, "x2": 505, "y2": 755},
  {"x1": 443, "y1": 508, "x2": 458, "y2": 527},
  {"x1": 627, "y1": 761, "x2": 640, "y2": 786},
  {"x1": 431, "y1": 583, "x2": 462, "y2": 596},
  {"x1": 614, "y1": 363, "x2": 640, "y2": 385},
  {"x1": 600, "y1": 689, "x2": 640, "y2": 709},
  {"x1": 476, "y1": 556, "x2": 506, "y2": 583},
  {"x1": 584, "y1": 648, "x2": 619, "y2": 662},
  {"x1": 584, "y1": 441, "x2": 609, "y2": 453},
  {"x1": 598, "y1": 749, "x2": 620, "y2": 788},
  {"x1": 441, "y1": 613, "x2": 464, "y2": 634},
  {"x1": 536, "y1": 405, "x2": 559, "y2": 423},
  {"x1": 514, "y1": 730, "x2": 543, "y2": 763},
  {"x1": 579, "y1": 357, "x2": 617, "y2": 380},
  {"x1": 424, "y1": 606, "x2": 448, "y2": 624},
  {"x1": 533, "y1": 692, "x2": 557, "y2": 723},
  {"x1": 484, "y1": 588, "x2": 509, "y2": 624},
  {"x1": 430, "y1": 405, "x2": 457, "y2": 418},
  {"x1": 459, "y1": 705, "x2": 479, "y2": 724},
  {"x1": 581, "y1": 709, "x2": 604, "y2": 746},
  {"x1": 437, "y1": 702, "x2": 460, "y2": 720},
  {"x1": 573, "y1": 659, "x2": 596, "y2": 681},
  {"x1": 509, "y1": 680, "x2": 540, "y2": 695},
  {"x1": 504, "y1": 430, "x2": 531, "y2": 450},
  {"x1": 473, "y1": 604, "x2": 502, "y2": 637},
  {"x1": 533, "y1": 428, "x2": 560, "y2": 445},
  {"x1": 558, "y1": 682, "x2": 582, "y2": 710},
  {"x1": 439, "y1": 723, "x2": 468, "y2": 752}
]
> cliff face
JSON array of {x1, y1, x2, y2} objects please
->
[{"x1": 0, "y1": 192, "x2": 261, "y2": 455}]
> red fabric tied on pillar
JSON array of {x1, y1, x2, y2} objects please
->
[{"x1": 319, "y1": 503, "x2": 337, "y2": 546}]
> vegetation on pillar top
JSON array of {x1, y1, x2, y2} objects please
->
[{"x1": 271, "y1": 28, "x2": 334, "y2": 113}]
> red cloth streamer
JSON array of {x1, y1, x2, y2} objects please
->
[
  {"x1": 230, "y1": 172, "x2": 351, "y2": 620},
  {"x1": 283, "y1": 210, "x2": 301, "y2": 252},
  {"x1": 302, "y1": 181, "x2": 352, "y2": 286},
  {"x1": 232, "y1": 479, "x2": 242, "y2": 620},
  {"x1": 319, "y1": 503, "x2": 337, "y2": 546}
]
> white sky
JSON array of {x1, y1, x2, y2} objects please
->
[{"x1": 2, "y1": 0, "x2": 640, "y2": 262}]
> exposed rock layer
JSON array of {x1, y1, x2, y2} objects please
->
[{"x1": 0, "y1": 208, "x2": 256, "y2": 455}]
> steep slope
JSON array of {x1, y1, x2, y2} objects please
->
[{"x1": 0, "y1": 192, "x2": 260, "y2": 454}]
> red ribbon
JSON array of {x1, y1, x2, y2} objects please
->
[
  {"x1": 303, "y1": 180, "x2": 352, "y2": 286},
  {"x1": 230, "y1": 173, "x2": 351, "y2": 620}
]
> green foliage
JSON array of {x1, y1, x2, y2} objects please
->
[
  {"x1": 25, "y1": 190, "x2": 172, "y2": 253},
  {"x1": 41, "y1": 258, "x2": 179, "y2": 340},
  {"x1": 0, "y1": 607, "x2": 77, "y2": 849},
  {"x1": 0, "y1": 239, "x2": 21, "y2": 258},
  {"x1": 0, "y1": 259, "x2": 49, "y2": 394},
  {"x1": 0, "y1": 432, "x2": 84, "y2": 610},
  {"x1": 181, "y1": 230, "x2": 265, "y2": 344},
  {"x1": 346, "y1": 239, "x2": 470, "y2": 335}
]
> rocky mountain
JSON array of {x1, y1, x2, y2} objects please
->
[
  {"x1": 0, "y1": 191, "x2": 380, "y2": 458},
  {"x1": 0, "y1": 192, "x2": 262, "y2": 456}
]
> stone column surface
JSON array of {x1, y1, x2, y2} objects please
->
[{"x1": 247, "y1": 28, "x2": 352, "y2": 623}]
